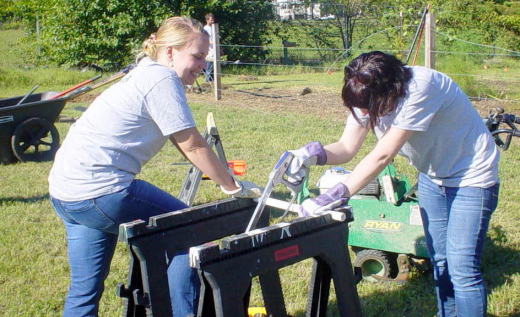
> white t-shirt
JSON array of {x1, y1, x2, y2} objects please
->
[
  {"x1": 347, "y1": 66, "x2": 499, "y2": 187},
  {"x1": 49, "y1": 57, "x2": 195, "y2": 201},
  {"x1": 204, "y1": 24, "x2": 215, "y2": 60}
]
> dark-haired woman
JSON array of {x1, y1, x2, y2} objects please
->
[{"x1": 286, "y1": 51, "x2": 499, "y2": 317}]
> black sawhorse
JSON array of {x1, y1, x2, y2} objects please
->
[
  {"x1": 117, "y1": 198, "x2": 265, "y2": 317},
  {"x1": 190, "y1": 209, "x2": 362, "y2": 317},
  {"x1": 118, "y1": 200, "x2": 361, "y2": 316}
]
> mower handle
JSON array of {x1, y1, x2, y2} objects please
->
[
  {"x1": 485, "y1": 109, "x2": 520, "y2": 151},
  {"x1": 498, "y1": 113, "x2": 520, "y2": 125}
]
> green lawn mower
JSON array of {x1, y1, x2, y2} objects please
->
[{"x1": 317, "y1": 165, "x2": 428, "y2": 283}]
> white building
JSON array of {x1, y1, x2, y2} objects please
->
[{"x1": 272, "y1": 0, "x2": 326, "y2": 20}]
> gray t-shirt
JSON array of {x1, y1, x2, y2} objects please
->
[
  {"x1": 347, "y1": 66, "x2": 499, "y2": 187},
  {"x1": 49, "y1": 57, "x2": 195, "y2": 201}
]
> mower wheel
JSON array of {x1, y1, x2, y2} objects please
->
[
  {"x1": 353, "y1": 249, "x2": 394, "y2": 283},
  {"x1": 11, "y1": 117, "x2": 60, "y2": 162}
]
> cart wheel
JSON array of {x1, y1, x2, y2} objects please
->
[
  {"x1": 353, "y1": 249, "x2": 394, "y2": 283},
  {"x1": 11, "y1": 117, "x2": 60, "y2": 162}
]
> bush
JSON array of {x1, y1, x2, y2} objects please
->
[
  {"x1": 32, "y1": 0, "x2": 274, "y2": 69},
  {"x1": 204, "y1": 1, "x2": 275, "y2": 63},
  {"x1": 37, "y1": 0, "x2": 169, "y2": 69}
]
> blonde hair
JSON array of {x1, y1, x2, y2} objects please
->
[{"x1": 139, "y1": 17, "x2": 206, "y2": 61}]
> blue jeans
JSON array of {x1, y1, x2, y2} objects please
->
[
  {"x1": 203, "y1": 61, "x2": 213, "y2": 82},
  {"x1": 50, "y1": 179, "x2": 200, "y2": 317},
  {"x1": 418, "y1": 173, "x2": 499, "y2": 317}
]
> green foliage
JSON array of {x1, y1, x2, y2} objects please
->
[
  {"x1": 28, "y1": 0, "x2": 274, "y2": 69},
  {"x1": 430, "y1": 0, "x2": 520, "y2": 53},
  {"x1": 200, "y1": 0, "x2": 276, "y2": 62},
  {"x1": 362, "y1": 0, "x2": 425, "y2": 54},
  {"x1": 7, "y1": 0, "x2": 520, "y2": 69},
  {"x1": 37, "y1": 0, "x2": 171, "y2": 69},
  {"x1": 493, "y1": 2, "x2": 520, "y2": 51},
  {"x1": 0, "y1": 0, "x2": 56, "y2": 31},
  {"x1": 0, "y1": 0, "x2": 16, "y2": 21},
  {"x1": 269, "y1": 20, "x2": 342, "y2": 63}
]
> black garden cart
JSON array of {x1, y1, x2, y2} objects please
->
[
  {"x1": 0, "y1": 65, "x2": 135, "y2": 164},
  {"x1": 0, "y1": 91, "x2": 67, "y2": 164}
]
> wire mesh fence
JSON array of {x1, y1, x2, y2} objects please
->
[{"x1": 207, "y1": 24, "x2": 520, "y2": 105}]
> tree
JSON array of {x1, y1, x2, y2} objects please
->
[
  {"x1": 203, "y1": 1, "x2": 276, "y2": 62},
  {"x1": 37, "y1": 0, "x2": 170, "y2": 68},
  {"x1": 324, "y1": 0, "x2": 364, "y2": 52},
  {"x1": 34, "y1": 0, "x2": 275, "y2": 69},
  {"x1": 1, "y1": 0, "x2": 56, "y2": 29},
  {"x1": 0, "y1": 0, "x2": 16, "y2": 22},
  {"x1": 493, "y1": 1, "x2": 520, "y2": 51},
  {"x1": 360, "y1": 0, "x2": 426, "y2": 58}
]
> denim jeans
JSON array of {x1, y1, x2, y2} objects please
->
[
  {"x1": 203, "y1": 61, "x2": 213, "y2": 82},
  {"x1": 50, "y1": 179, "x2": 200, "y2": 317},
  {"x1": 418, "y1": 173, "x2": 499, "y2": 317}
]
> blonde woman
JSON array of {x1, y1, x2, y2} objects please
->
[{"x1": 49, "y1": 17, "x2": 260, "y2": 317}]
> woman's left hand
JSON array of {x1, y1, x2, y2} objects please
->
[
  {"x1": 299, "y1": 182, "x2": 350, "y2": 216},
  {"x1": 221, "y1": 179, "x2": 263, "y2": 198}
]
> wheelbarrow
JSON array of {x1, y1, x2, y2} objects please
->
[
  {"x1": 0, "y1": 91, "x2": 67, "y2": 163},
  {"x1": 0, "y1": 64, "x2": 135, "y2": 164}
]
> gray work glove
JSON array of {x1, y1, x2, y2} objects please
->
[
  {"x1": 221, "y1": 179, "x2": 262, "y2": 198},
  {"x1": 286, "y1": 141, "x2": 327, "y2": 183},
  {"x1": 298, "y1": 182, "x2": 349, "y2": 217}
]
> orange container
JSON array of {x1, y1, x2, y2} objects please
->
[
  {"x1": 227, "y1": 160, "x2": 246, "y2": 176},
  {"x1": 201, "y1": 160, "x2": 246, "y2": 179}
]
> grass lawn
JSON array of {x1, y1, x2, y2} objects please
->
[{"x1": 1, "y1": 28, "x2": 520, "y2": 317}]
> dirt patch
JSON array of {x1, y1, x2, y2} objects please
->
[
  {"x1": 67, "y1": 82, "x2": 512, "y2": 121},
  {"x1": 187, "y1": 85, "x2": 509, "y2": 120},
  {"x1": 187, "y1": 86, "x2": 348, "y2": 121},
  {"x1": 68, "y1": 92, "x2": 99, "y2": 104},
  {"x1": 472, "y1": 99, "x2": 511, "y2": 117}
]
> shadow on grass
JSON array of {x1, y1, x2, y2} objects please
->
[
  {"x1": 483, "y1": 225, "x2": 520, "y2": 295},
  {"x1": 286, "y1": 269, "x2": 436, "y2": 317},
  {"x1": 260, "y1": 193, "x2": 520, "y2": 317},
  {"x1": 0, "y1": 193, "x2": 49, "y2": 205}
]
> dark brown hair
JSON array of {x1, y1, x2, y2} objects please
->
[{"x1": 342, "y1": 51, "x2": 412, "y2": 128}]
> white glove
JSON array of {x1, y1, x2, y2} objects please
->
[
  {"x1": 221, "y1": 179, "x2": 262, "y2": 198},
  {"x1": 287, "y1": 141, "x2": 327, "y2": 183}
]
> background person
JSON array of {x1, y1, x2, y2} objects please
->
[
  {"x1": 48, "y1": 16, "x2": 261, "y2": 317},
  {"x1": 203, "y1": 12, "x2": 215, "y2": 82},
  {"x1": 287, "y1": 51, "x2": 499, "y2": 317}
]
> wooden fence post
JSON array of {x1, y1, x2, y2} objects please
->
[
  {"x1": 425, "y1": 12, "x2": 435, "y2": 69},
  {"x1": 212, "y1": 23, "x2": 222, "y2": 100}
]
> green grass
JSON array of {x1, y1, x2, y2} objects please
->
[
  {"x1": 1, "y1": 27, "x2": 520, "y2": 317},
  {"x1": 0, "y1": 28, "x2": 100, "y2": 98}
]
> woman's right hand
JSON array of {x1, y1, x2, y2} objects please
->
[{"x1": 286, "y1": 141, "x2": 327, "y2": 183}]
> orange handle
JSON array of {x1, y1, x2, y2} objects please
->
[{"x1": 50, "y1": 75, "x2": 101, "y2": 100}]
